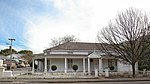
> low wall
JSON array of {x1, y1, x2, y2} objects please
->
[{"x1": 0, "y1": 71, "x2": 13, "y2": 78}]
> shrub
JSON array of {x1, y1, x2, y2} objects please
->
[
  {"x1": 138, "y1": 65, "x2": 150, "y2": 70},
  {"x1": 110, "y1": 66, "x2": 115, "y2": 70},
  {"x1": 51, "y1": 65, "x2": 57, "y2": 71},
  {"x1": 72, "y1": 65, "x2": 78, "y2": 71}
]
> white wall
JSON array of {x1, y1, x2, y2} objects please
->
[
  {"x1": 117, "y1": 60, "x2": 131, "y2": 72},
  {"x1": 117, "y1": 61, "x2": 138, "y2": 72},
  {"x1": 47, "y1": 58, "x2": 84, "y2": 72},
  {"x1": 46, "y1": 58, "x2": 136, "y2": 73},
  {"x1": 72, "y1": 59, "x2": 83, "y2": 71},
  {"x1": 48, "y1": 58, "x2": 65, "y2": 72}
]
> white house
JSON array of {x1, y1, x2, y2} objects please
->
[{"x1": 32, "y1": 42, "x2": 138, "y2": 76}]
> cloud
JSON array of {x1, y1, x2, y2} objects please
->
[
  {"x1": 0, "y1": 45, "x2": 8, "y2": 50},
  {"x1": 24, "y1": 0, "x2": 150, "y2": 53}
]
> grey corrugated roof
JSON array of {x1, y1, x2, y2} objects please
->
[
  {"x1": 45, "y1": 54, "x2": 87, "y2": 56},
  {"x1": 46, "y1": 42, "x2": 110, "y2": 51}
]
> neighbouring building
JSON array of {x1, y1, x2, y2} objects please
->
[
  {"x1": 0, "y1": 55, "x2": 7, "y2": 60},
  {"x1": 32, "y1": 42, "x2": 138, "y2": 76},
  {"x1": 5, "y1": 54, "x2": 29, "y2": 69}
]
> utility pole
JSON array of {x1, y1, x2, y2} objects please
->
[{"x1": 8, "y1": 38, "x2": 15, "y2": 70}]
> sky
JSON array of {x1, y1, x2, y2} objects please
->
[{"x1": 0, "y1": 0, "x2": 150, "y2": 53}]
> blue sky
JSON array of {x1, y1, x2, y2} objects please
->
[
  {"x1": 0, "y1": 0, "x2": 59, "y2": 52},
  {"x1": 0, "y1": 0, "x2": 150, "y2": 53}
]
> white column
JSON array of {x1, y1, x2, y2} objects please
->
[
  {"x1": 37, "y1": 61, "x2": 39, "y2": 72},
  {"x1": 64, "y1": 58, "x2": 67, "y2": 73},
  {"x1": 32, "y1": 58, "x2": 34, "y2": 73},
  {"x1": 88, "y1": 58, "x2": 90, "y2": 75},
  {"x1": 83, "y1": 58, "x2": 86, "y2": 73},
  {"x1": 49, "y1": 59, "x2": 50, "y2": 72},
  {"x1": 99, "y1": 58, "x2": 103, "y2": 75},
  {"x1": 44, "y1": 57, "x2": 47, "y2": 73}
]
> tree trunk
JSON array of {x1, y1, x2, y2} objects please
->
[{"x1": 131, "y1": 63, "x2": 136, "y2": 77}]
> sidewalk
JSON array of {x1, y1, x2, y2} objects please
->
[
  {"x1": 0, "y1": 77, "x2": 150, "y2": 83},
  {"x1": 1, "y1": 70, "x2": 150, "y2": 83}
]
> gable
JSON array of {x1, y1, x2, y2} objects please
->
[{"x1": 88, "y1": 51, "x2": 105, "y2": 58}]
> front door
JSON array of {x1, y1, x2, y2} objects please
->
[{"x1": 90, "y1": 59, "x2": 99, "y2": 74}]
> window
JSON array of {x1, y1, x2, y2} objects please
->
[
  {"x1": 108, "y1": 59, "x2": 113, "y2": 67},
  {"x1": 67, "y1": 59, "x2": 73, "y2": 69},
  {"x1": 108, "y1": 59, "x2": 117, "y2": 71}
]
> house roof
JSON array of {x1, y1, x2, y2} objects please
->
[
  {"x1": 0, "y1": 55, "x2": 7, "y2": 60},
  {"x1": 39, "y1": 54, "x2": 87, "y2": 56},
  {"x1": 46, "y1": 42, "x2": 111, "y2": 51},
  {"x1": 7, "y1": 54, "x2": 25, "y2": 59}
]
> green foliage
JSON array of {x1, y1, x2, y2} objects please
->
[
  {"x1": 72, "y1": 65, "x2": 78, "y2": 71},
  {"x1": 51, "y1": 65, "x2": 57, "y2": 71},
  {"x1": 0, "y1": 49, "x2": 33, "y2": 56},
  {"x1": 138, "y1": 56, "x2": 150, "y2": 70},
  {"x1": 137, "y1": 36, "x2": 150, "y2": 70},
  {"x1": 0, "y1": 49, "x2": 33, "y2": 64},
  {"x1": 109, "y1": 66, "x2": 115, "y2": 70},
  {"x1": 138, "y1": 65, "x2": 150, "y2": 70},
  {"x1": 0, "y1": 48, "x2": 17, "y2": 56},
  {"x1": 18, "y1": 50, "x2": 33, "y2": 56},
  {"x1": 18, "y1": 50, "x2": 33, "y2": 64}
]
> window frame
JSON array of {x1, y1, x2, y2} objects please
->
[{"x1": 67, "y1": 59, "x2": 73, "y2": 69}]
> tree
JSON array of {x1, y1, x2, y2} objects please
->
[
  {"x1": 0, "y1": 48, "x2": 17, "y2": 56},
  {"x1": 50, "y1": 35, "x2": 79, "y2": 47},
  {"x1": 18, "y1": 50, "x2": 33, "y2": 64},
  {"x1": 18, "y1": 50, "x2": 33, "y2": 56},
  {"x1": 97, "y1": 8, "x2": 150, "y2": 77},
  {"x1": 138, "y1": 45, "x2": 150, "y2": 70}
]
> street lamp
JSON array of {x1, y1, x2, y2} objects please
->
[{"x1": 8, "y1": 38, "x2": 15, "y2": 70}]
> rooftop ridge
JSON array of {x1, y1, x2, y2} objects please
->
[{"x1": 44, "y1": 42, "x2": 109, "y2": 51}]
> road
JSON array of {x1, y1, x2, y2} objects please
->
[{"x1": 0, "y1": 81, "x2": 150, "y2": 84}]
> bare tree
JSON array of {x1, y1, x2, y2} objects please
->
[
  {"x1": 50, "y1": 35, "x2": 79, "y2": 47},
  {"x1": 97, "y1": 8, "x2": 150, "y2": 77}
]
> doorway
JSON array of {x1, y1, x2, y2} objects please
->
[{"x1": 90, "y1": 59, "x2": 99, "y2": 74}]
